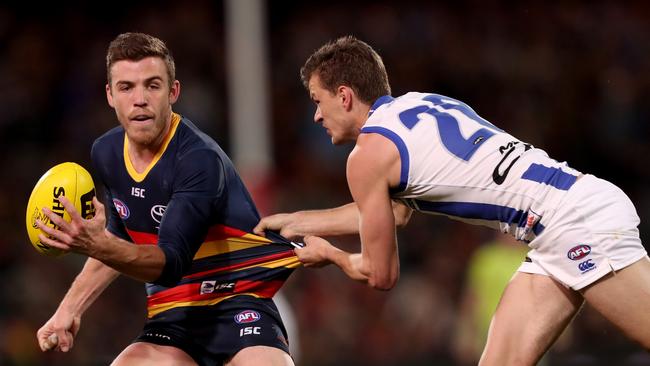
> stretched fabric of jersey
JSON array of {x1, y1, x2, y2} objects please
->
[{"x1": 91, "y1": 113, "x2": 299, "y2": 318}]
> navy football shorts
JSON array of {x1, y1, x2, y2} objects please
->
[{"x1": 134, "y1": 296, "x2": 291, "y2": 365}]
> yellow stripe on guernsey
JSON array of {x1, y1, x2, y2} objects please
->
[
  {"x1": 193, "y1": 233, "x2": 272, "y2": 260},
  {"x1": 148, "y1": 293, "x2": 263, "y2": 318},
  {"x1": 147, "y1": 258, "x2": 301, "y2": 318},
  {"x1": 234, "y1": 255, "x2": 302, "y2": 272},
  {"x1": 124, "y1": 112, "x2": 181, "y2": 182}
]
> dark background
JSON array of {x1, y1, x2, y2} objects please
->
[{"x1": 1, "y1": 1, "x2": 648, "y2": 365}]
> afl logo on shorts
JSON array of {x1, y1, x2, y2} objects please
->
[
  {"x1": 567, "y1": 244, "x2": 591, "y2": 261},
  {"x1": 234, "y1": 310, "x2": 261, "y2": 324},
  {"x1": 113, "y1": 198, "x2": 130, "y2": 219}
]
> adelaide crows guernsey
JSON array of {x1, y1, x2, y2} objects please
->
[
  {"x1": 91, "y1": 113, "x2": 300, "y2": 318},
  {"x1": 362, "y1": 93, "x2": 582, "y2": 244}
]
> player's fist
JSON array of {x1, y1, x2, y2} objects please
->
[
  {"x1": 254, "y1": 213, "x2": 301, "y2": 239},
  {"x1": 37, "y1": 310, "x2": 81, "y2": 353},
  {"x1": 294, "y1": 235, "x2": 335, "y2": 268}
]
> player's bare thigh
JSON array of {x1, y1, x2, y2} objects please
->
[
  {"x1": 580, "y1": 256, "x2": 650, "y2": 349},
  {"x1": 226, "y1": 345, "x2": 294, "y2": 366},
  {"x1": 111, "y1": 342, "x2": 197, "y2": 366},
  {"x1": 480, "y1": 272, "x2": 583, "y2": 366}
]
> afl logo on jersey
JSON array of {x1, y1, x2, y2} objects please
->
[
  {"x1": 150, "y1": 205, "x2": 166, "y2": 224},
  {"x1": 234, "y1": 310, "x2": 261, "y2": 324},
  {"x1": 112, "y1": 198, "x2": 130, "y2": 219},
  {"x1": 567, "y1": 244, "x2": 591, "y2": 261}
]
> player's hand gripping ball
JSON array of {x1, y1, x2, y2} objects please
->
[{"x1": 25, "y1": 162, "x2": 96, "y2": 256}]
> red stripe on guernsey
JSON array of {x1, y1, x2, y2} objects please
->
[
  {"x1": 126, "y1": 224, "x2": 247, "y2": 245},
  {"x1": 182, "y1": 251, "x2": 295, "y2": 280},
  {"x1": 205, "y1": 225, "x2": 248, "y2": 241},
  {"x1": 147, "y1": 280, "x2": 284, "y2": 307},
  {"x1": 126, "y1": 229, "x2": 158, "y2": 245}
]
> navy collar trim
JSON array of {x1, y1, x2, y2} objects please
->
[{"x1": 368, "y1": 95, "x2": 394, "y2": 117}]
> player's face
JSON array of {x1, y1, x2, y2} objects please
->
[
  {"x1": 308, "y1": 74, "x2": 357, "y2": 145},
  {"x1": 106, "y1": 57, "x2": 180, "y2": 149}
]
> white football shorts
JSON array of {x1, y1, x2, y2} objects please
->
[{"x1": 518, "y1": 174, "x2": 647, "y2": 290}]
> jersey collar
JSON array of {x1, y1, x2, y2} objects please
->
[
  {"x1": 368, "y1": 95, "x2": 394, "y2": 117},
  {"x1": 123, "y1": 113, "x2": 181, "y2": 183}
]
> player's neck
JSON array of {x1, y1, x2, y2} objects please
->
[
  {"x1": 127, "y1": 116, "x2": 174, "y2": 173},
  {"x1": 353, "y1": 104, "x2": 372, "y2": 138},
  {"x1": 127, "y1": 143, "x2": 157, "y2": 173}
]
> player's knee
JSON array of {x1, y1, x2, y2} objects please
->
[
  {"x1": 480, "y1": 352, "x2": 537, "y2": 366},
  {"x1": 226, "y1": 346, "x2": 293, "y2": 366},
  {"x1": 629, "y1": 333, "x2": 650, "y2": 354},
  {"x1": 112, "y1": 343, "x2": 196, "y2": 366}
]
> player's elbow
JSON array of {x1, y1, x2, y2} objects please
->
[
  {"x1": 366, "y1": 269, "x2": 399, "y2": 291},
  {"x1": 392, "y1": 203, "x2": 412, "y2": 228},
  {"x1": 153, "y1": 245, "x2": 190, "y2": 287},
  {"x1": 394, "y1": 211, "x2": 411, "y2": 228}
]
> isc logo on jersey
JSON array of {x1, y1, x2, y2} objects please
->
[
  {"x1": 113, "y1": 198, "x2": 130, "y2": 219},
  {"x1": 234, "y1": 310, "x2": 260, "y2": 324},
  {"x1": 567, "y1": 244, "x2": 591, "y2": 261}
]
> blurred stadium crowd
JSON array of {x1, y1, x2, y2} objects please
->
[{"x1": 1, "y1": 1, "x2": 649, "y2": 365}]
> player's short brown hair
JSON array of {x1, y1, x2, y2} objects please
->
[
  {"x1": 106, "y1": 32, "x2": 176, "y2": 88},
  {"x1": 300, "y1": 36, "x2": 391, "y2": 104}
]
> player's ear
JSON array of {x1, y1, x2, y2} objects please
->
[
  {"x1": 169, "y1": 80, "x2": 180, "y2": 105},
  {"x1": 339, "y1": 85, "x2": 353, "y2": 111},
  {"x1": 106, "y1": 84, "x2": 115, "y2": 108}
]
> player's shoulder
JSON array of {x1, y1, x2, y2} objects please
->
[
  {"x1": 175, "y1": 116, "x2": 223, "y2": 157},
  {"x1": 174, "y1": 115, "x2": 233, "y2": 171}
]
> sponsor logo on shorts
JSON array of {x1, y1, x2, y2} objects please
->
[
  {"x1": 199, "y1": 281, "x2": 235, "y2": 294},
  {"x1": 567, "y1": 244, "x2": 591, "y2": 261},
  {"x1": 239, "y1": 326, "x2": 262, "y2": 337},
  {"x1": 112, "y1": 198, "x2": 130, "y2": 219},
  {"x1": 578, "y1": 259, "x2": 596, "y2": 273},
  {"x1": 234, "y1": 310, "x2": 261, "y2": 324},
  {"x1": 144, "y1": 332, "x2": 172, "y2": 341}
]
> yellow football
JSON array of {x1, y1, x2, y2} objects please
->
[{"x1": 25, "y1": 162, "x2": 96, "y2": 256}]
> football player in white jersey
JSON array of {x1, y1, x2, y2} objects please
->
[{"x1": 255, "y1": 36, "x2": 650, "y2": 365}]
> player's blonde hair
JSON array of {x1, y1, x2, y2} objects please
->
[
  {"x1": 106, "y1": 32, "x2": 176, "y2": 88},
  {"x1": 300, "y1": 35, "x2": 391, "y2": 104}
]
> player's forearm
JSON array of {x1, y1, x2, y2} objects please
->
[
  {"x1": 90, "y1": 237, "x2": 165, "y2": 283},
  {"x1": 327, "y1": 249, "x2": 370, "y2": 283},
  {"x1": 292, "y1": 203, "x2": 361, "y2": 236},
  {"x1": 58, "y1": 258, "x2": 120, "y2": 316}
]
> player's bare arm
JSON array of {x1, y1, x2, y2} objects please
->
[
  {"x1": 36, "y1": 196, "x2": 165, "y2": 282},
  {"x1": 37, "y1": 255, "x2": 119, "y2": 353},
  {"x1": 296, "y1": 133, "x2": 402, "y2": 290},
  {"x1": 254, "y1": 203, "x2": 360, "y2": 239},
  {"x1": 296, "y1": 236, "x2": 368, "y2": 283},
  {"x1": 347, "y1": 133, "x2": 402, "y2": 290},
  {"x1": 254, "y1": 196, "x2": 412, "y2": 239}
]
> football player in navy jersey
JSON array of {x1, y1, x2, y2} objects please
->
[
  {"x1": 255, "y1": 36, "x2": 650, "y2": 365},
  {"x1": 35, "y1": 32, "x2": 299, "y2": 366}
]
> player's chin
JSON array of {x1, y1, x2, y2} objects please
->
[
  {"x1": 126, "y1": 129, "x2": 157, "y2": 146},
  {"x1": 330, "y1": 134, "x2": 343, "y2": 145},
  {"x1": 330, "y1": 136, "x2": 351, "y2": 146}
]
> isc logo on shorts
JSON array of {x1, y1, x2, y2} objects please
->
[
  {"x1": 567, "y1": 244, "x2": 591, "y2": 261},
  {"x1": 234, "y1": 310, "x2": 260, "y2": 324}
]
